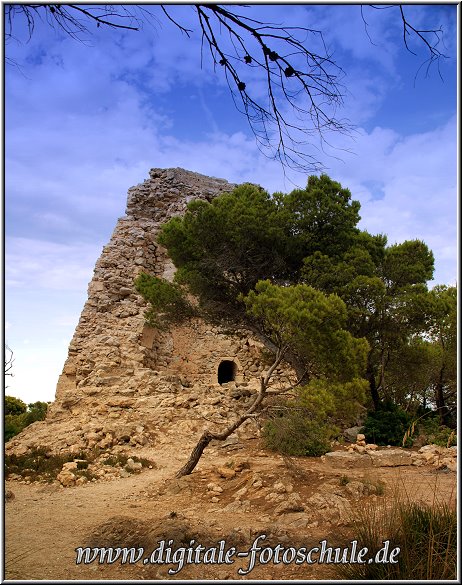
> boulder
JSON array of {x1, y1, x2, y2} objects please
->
[
  {"x1": 370, "y1": 449, "x2": 412, "y2": 467},
  {"x1": 274, "y1": 493, "x2": 304, "y2": 515},
  {"x1": 344, "y1": 480, "x2": 366, "y2": 499},
  {"x1": 343, "y1": 426, "x2": 363, "y2": 443},
  {"x1": 125, "y1": 458, "x2": 142, "y2": 473},
  {"x1": 305, "y1": 492, "x2": 351, "y2": 526},
  {"x1": 216, "y1": 466, "x2": 236, "y2": 479},
  {"x1": 62, "y1": 461, "x2": 78, "y2": 471},
  {"x1": 365, "y1": 443, "x2": 378, "y2": 451},
  {"x1": 323, "y1": 451, "x2": 373, "y2": 468},
  {"x1": 57, "y1": 470, "x2": 76, "y2": 487}
]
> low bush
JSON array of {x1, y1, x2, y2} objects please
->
[
  {"x1": 262, "y1": 409, "x2": 333, "y2": 457},
  {"x1": 5, "y1": 448, "x2": 75, "y2": 482},
  {"x1": 417, "y1": 416, "x2": 457, "y2": 447},
  {"x1": 4, "y1": 399, "x2": 49, "y2": 442},
  {"x1": 5, "y1": 447, "x2": 154, "y2": 483},
  {"x1": 363, "y1": 401, "x2": 412, "y2": 446},
  {"x1": 101, "y1": 454, "x2": 152, "y2": 467},
  {"x1": 339, "y1": 475, "x2": 350, "y2": 486}
]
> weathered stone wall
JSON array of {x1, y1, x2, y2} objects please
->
[
  {"x1": 7, "y1": 168, "x2": 288, "y2": 456},
  {"x1": 54, "y1": 168, "x2": 237, "y2": 405}
]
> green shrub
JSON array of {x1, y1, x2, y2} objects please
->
[
  {"x1": 134, "y1": 273, "x2": 195, "y2": 329},
  {"x1": 23, "y1": 401, "x2": 48, "y2": 425},
  {"x1": 5, "y1": 448, "x2": 75, "y2": 482},
  {"x1": 5, "y1": 447, "x2": 154, "y2": 483},
  {"x1": 363, "y1": 401, "x2": 412, "y2": 446},
  {"x1": 4, "y1": 415, "x2": 23, "y2": 442},
  {"x1": 338, "y1": 497, "x2": 457, "y2": 580},
  {"x1": 4, "y1": 400, "x2": 48, "y2": 442},
  {"x1": 262, "y1": 410, "x2": 333, "y2": 456},
  {"x1": 74, "y1": 468, "x2": 97, "y2": 481},
  {"x1": 101, "y1": 453, "x2": 152, "y2": 467},
  {"x1": 339, "y1": 475, "x2": 350, "y2": 486},
  {"x1": 417, "y1": 416, "x2": 457, "y2": 447},
  {"x1": 5, "y1": 395, "x2": 27, "y2": 415}
]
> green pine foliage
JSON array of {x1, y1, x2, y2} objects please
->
[
  {"x1": 5, "y1": 398, "x2": 49, "y2": 442},
  {"x1": 157, "y1": 176, "x2": 363, "y2": 319},
  {"x1": 134, "y1": 273, "x2": 196, "y2": 329},
  {"x1": 5, "y1": 395, "x2": 27, "y2": 416},
  {"x1": 263, "y1": 411, "x2": 333, "y2": 456},
  {"x1": 158, "y1": 183, "x2": 288, "y2": 313},
  {"x1": 136, "y1": 172, "x2": 456, "y2": 438},
  {"x1": 242, "y1": 280, "x2": 369, "y2": 383},
  {"x1": 363, "y1": 401, "x2": 413, "y2": 446}
]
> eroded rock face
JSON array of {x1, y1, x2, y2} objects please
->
[
  {"x1": 6, "y1": 168, "x2": 292, "y2": 457},
  {"x1": 55, "y1": 168, "x2": 239, "y2": 407}
]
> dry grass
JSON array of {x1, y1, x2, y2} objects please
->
[{"x1": 337, "y1": 477, "x2": 457, "y2": 580}]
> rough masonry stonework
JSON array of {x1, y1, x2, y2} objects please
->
[{"x1": 7, "y1": 168, "x2": 289, "y2": 456}]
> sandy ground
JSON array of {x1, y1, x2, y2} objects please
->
[{"x1": 5, "y1": 439, "x2": 457, "y2": 581}]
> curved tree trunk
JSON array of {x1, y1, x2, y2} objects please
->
[
  {"x1": 367, "y1": 359, "x2": 380, "y2": 411},
  {"x1": 435, "y1": 366, "x2": 452, "y2": 427},
  {"x1": 175, "y1": 431, "x2": 215, "y2": 477},
  {"x1": 176, "y1": 347, "x2": 285, "y2": 477}
]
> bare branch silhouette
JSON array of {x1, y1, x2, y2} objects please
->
[
  {"x1": 367, "y1": 5, "x2": 448, "y2": 81},
  {"x1": 5, "y1": 345, "x2": 15, "y2": 387},
  {"x1": 5, "y1": 4, "x2": 449, "y2": 173}
]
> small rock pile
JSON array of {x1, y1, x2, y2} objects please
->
[
  {"x1": 346, "y1": 433, "x2": 378, "y2": 454},
  {"x1": 411, "y1": 444, "x2": 457, "y2": 472}
]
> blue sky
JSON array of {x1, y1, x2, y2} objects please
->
[{"x1": 4, "y1": 4, "x2": 458, "y2": 403}]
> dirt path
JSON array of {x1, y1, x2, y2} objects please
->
[{"x1": 5, "y1": 441, "x2": 457, "y2": 581}]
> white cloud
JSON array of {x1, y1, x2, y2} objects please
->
[
  {"x1": 324, "y1": 116, "x2": 457, "y2": 285},
  {"x1": 5, "y1": 343, "x2": 69, "y2": 403},
  {"x1": 315, "y1": 5, "x2": 399, "y2": 74},
  {"x1": 6, "y1": 237, "x2": 100, "y2": 291}
]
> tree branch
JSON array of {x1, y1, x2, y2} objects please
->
[
  {"x1": 5, "y1": 4, "x2": 450, "y2": 172},
  {"x1": 368, "y1": 5, "x2": 448, "y2": 81},
  {"x1": 175, "y1": 343, "x2": 286, "y2": 477},
  {"x1": 5, "y1": 345, "x2": 14, "y2": 388}
]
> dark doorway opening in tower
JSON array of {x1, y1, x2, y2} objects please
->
[{"x1": 218, "y1": 360, "x2": 237, "y2": 385}]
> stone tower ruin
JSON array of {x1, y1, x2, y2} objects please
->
[{"x1": 8, "y1": 168, "x2": 280, "y2": 457}]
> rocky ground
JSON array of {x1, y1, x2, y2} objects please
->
[{"x1": 5, "y1": 437, "x2": 457, "y2": 581}]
